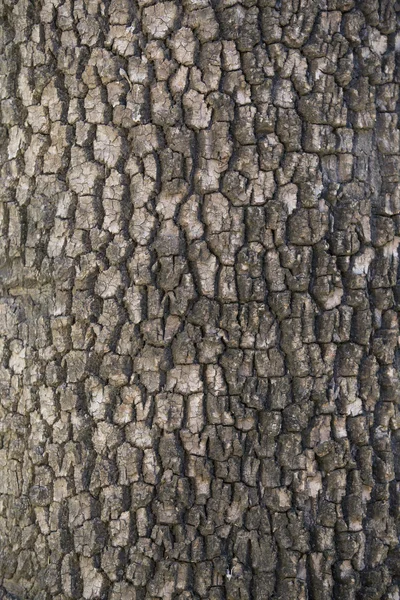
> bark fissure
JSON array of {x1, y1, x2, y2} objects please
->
[{"x1": 0, "y1": 0, "x2": 400, "y2": 599}]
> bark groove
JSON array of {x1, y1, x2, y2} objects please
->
[{"x1": 0, "y1": 0, "x2": 400, "y2": 599}]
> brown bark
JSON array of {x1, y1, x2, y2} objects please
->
[{"x1": 0, "y1": 0, "x2": 400, "y2": 599}]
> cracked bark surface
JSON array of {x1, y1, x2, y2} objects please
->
[{"x1": 1, "y1": 0, "x2": 400, "y2": 599}]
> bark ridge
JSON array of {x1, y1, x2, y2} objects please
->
[{"x1": 0, "y1": 0, "x2": 400, "y2": 599}]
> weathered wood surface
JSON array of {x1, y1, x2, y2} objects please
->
[{"x1": 0, "y1": 0, "x2": 400, "y2": 598}]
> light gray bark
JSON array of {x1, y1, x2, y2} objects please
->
[{"x1": 0, "y1": 0, "x2": 400, "y2": 599}]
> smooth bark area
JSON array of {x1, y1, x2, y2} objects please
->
[{"x1": 0, "y1": 0, "x2": 400, "y2": 599}]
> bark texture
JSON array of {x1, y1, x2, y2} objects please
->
[{"x1": 1, "y1": 0, "x2": 400, "y2": 599}]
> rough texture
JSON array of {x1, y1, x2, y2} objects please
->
[{"x1": 0, "y1": 0, "x2": 400, "y2": 599}]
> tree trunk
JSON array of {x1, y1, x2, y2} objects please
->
[{"x1": 1, "y1": 0, "x2": 400, "y2": 599}]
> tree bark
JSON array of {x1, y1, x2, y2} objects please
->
[{"x1": 1, "y1": 0, "x2": 400, "y2": 599}]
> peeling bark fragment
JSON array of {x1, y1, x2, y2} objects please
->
[
  {"x1": 183, "y1": 89, "x2": 212, "y2": 131},
  {"x1": 94, "y1": 125, "x2": 123, "y2": 168},
  {"x1": 143, "y1": 2, "x2": 178, "y2": 40},
  {"x1": 129, "y1": 124, "x2": 159, "y2": 156}
]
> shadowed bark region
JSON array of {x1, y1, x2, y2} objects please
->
[{"x1": 0, "y1": 0, "x2": 400, "y2": 599}]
